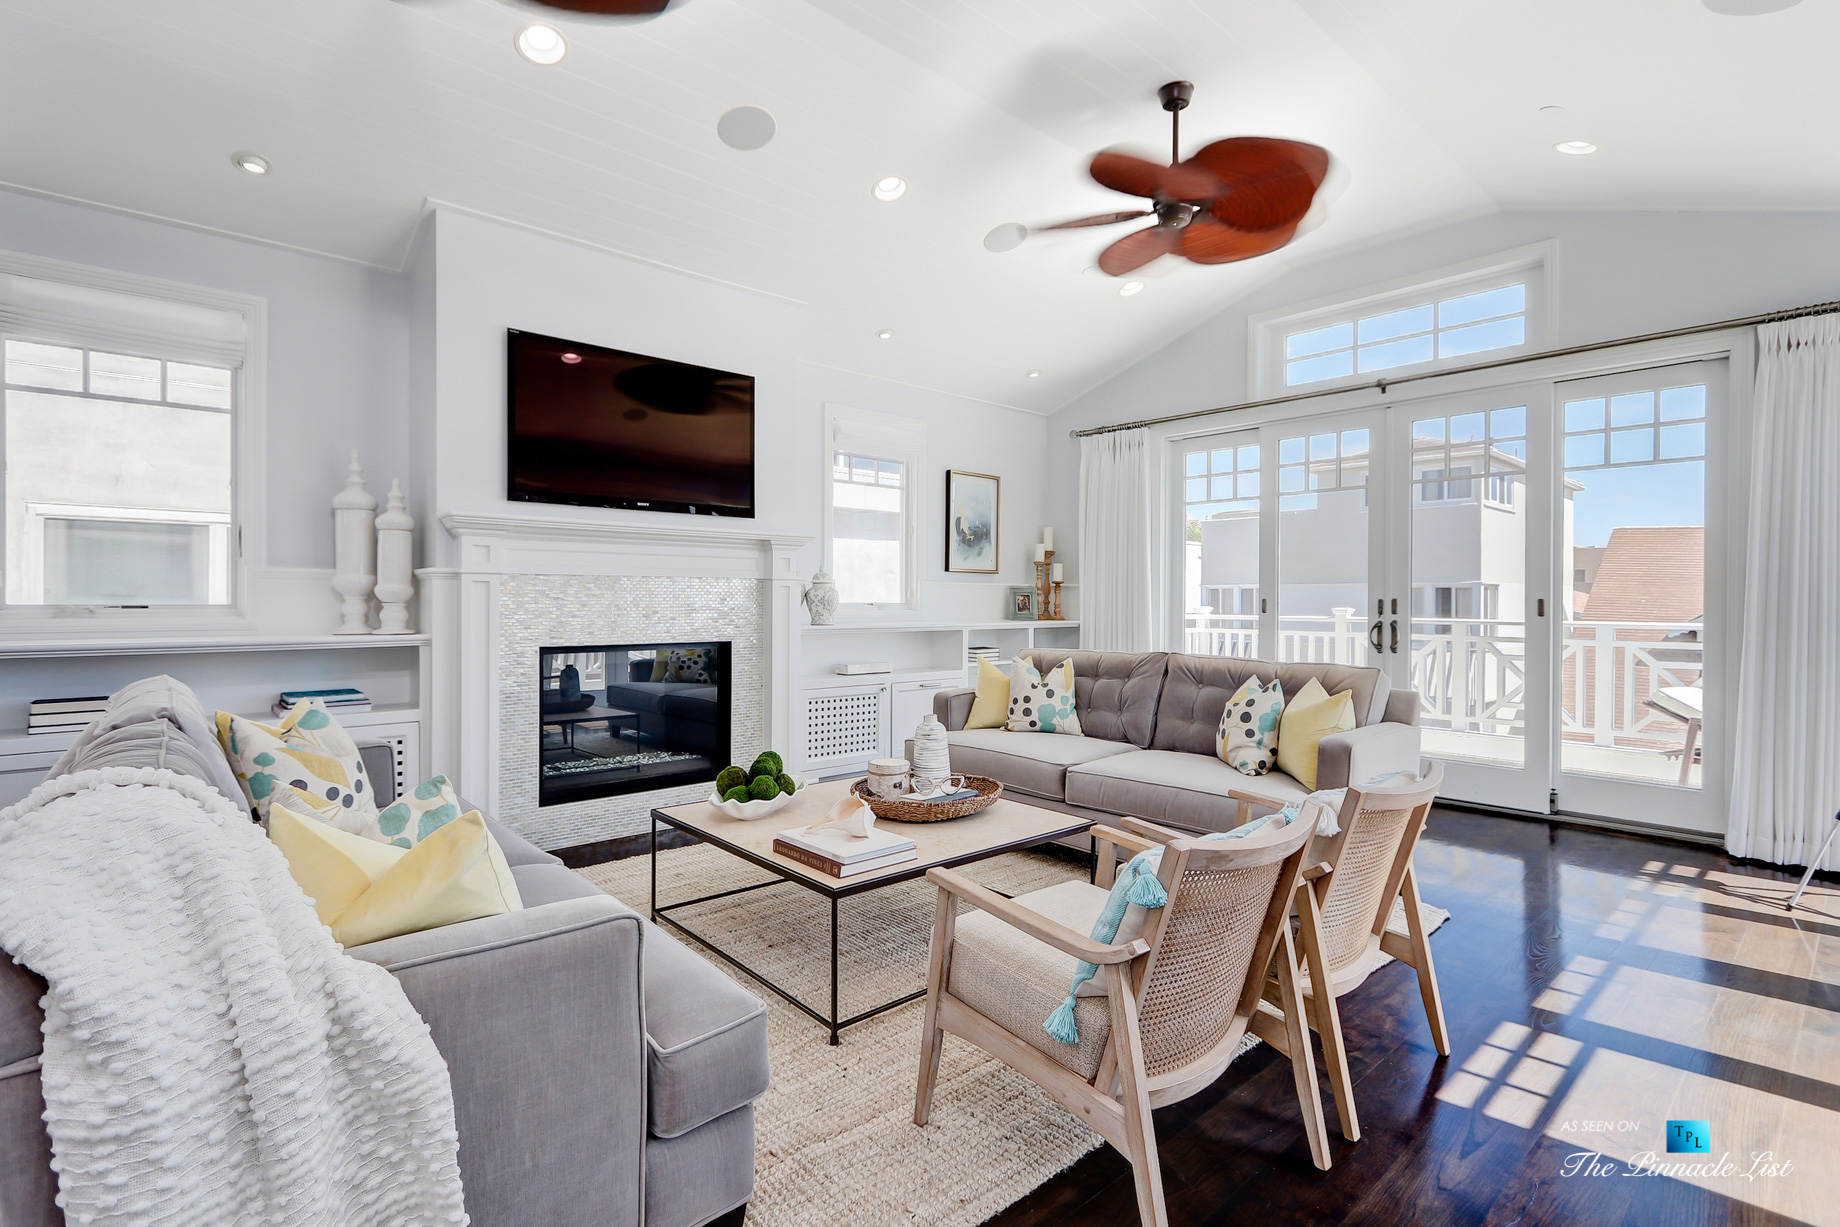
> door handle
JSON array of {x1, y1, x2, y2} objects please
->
[
  {"x1": 1369, "y1": 621, "x2": 1384, "y2": 651},
  {"x1": 1389, "y1": 620, "x2": 1399, "y2": 653}
]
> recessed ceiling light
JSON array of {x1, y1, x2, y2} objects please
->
[
  {"x1": 1027, "y1": 369, "x2": 1042, "y2": 378},
  {"x1": 984, "y1": 223, "x2": 1028, "y2": 253},
  {"x1": 560, "y1": 353, "x2": 583, "y2": 364},
  {"x1": 876, "y1": 328, "x2": 895, "y2": 340},
  {"x1": 232, "y1": 152, "x2": 271, "y2": 176},
  {"x1": 1704, "y1": 0, "x2": 1802, "y2": 13},
  {"x1": 1555, "y1": 140, "x2": 1598, "y2": 156},
  {"x1": 1119, "y1": 280, "x2": 1144, "y2": 297},
  {"x1": 872, "y1": 177, "x2": 907, "y2": 202},
  {"x1": 515, "y1": 24, "x2": 567, "y2": 65},
  {"x1": 717, "y1": 106, "x2": 776, "y2": 151}
]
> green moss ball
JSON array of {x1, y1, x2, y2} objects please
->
[
  {"x1": 753, "y1": 750, "x2": 784, "y2": 776},
  {"x1": 716, "y1": 765, "x2": 747, "y2": 794},
  {"x1": 774, "y1": 772, "x2": 797, "y2": 796},
  {"x1": 722, "y1": 785, "x2": 752, "y2": 804},
  {"x1": 747, "y1": 776, "x2": 781, "y2": 802}
]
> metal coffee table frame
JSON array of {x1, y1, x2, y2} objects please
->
[{"x1": 650, "y1": 805, "x2": 1091, "y2": 1044}]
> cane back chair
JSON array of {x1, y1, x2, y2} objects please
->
[{"x1": 913, "y1": 809, "x2": 1328, "y2": 1227}]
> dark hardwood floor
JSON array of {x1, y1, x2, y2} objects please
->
[{"x1": 975, "y1": 808, "x2": 1837, "y2": 1227}]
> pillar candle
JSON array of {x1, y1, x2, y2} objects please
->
[
  {"x1": 1051, "y1": 563, "x2": 1063, "y2": 581},
  {"x1": 1033, "y1": 544, "x2": 1046, "y2": 562},
  {"x1": 1042, "y1": 526, "x2": 1054, "y2": 550}
]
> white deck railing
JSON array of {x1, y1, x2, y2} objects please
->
[{"x1": 1181, "y1": 611, "x2": 1703, "y2": 747}]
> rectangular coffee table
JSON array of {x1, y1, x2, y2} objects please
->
[{"x1": 651, "y1": 778, "x2": 1091, "y2": 1044}]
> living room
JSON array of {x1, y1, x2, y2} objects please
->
[{"x1": 0, "y1": 2, "x2": 1835, "y2": 1226}]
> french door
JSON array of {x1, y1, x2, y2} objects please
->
[{"x1": 1176, "y1": 360, "x2": 1721, "y2": 827}]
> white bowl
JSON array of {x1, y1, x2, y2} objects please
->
[{"x1": 707, "y1": 788, "x2": 796, "y2": 821}]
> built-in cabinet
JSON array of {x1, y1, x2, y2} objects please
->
[
  {"x1": 794, "y1": 619, "x2": 1081, "y2": 777},
  {"x1": 0, "y1": 636, "x2": 430, "y2": 808}
]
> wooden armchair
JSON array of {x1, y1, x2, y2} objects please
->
[
  {"x1": 1268, "y1": 761, "x2": 1448, "y2": 1143},
  {"x1": 913, "y1": 811, "x2": 1328, "y2": 1227}
]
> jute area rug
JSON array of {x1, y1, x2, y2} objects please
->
[{"x1": 577, "y1": 845, "x2": 1449, "y2": 1227}]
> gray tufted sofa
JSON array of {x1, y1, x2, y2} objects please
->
[
  {"x1": 914, "y1": 649, "x2": 1421, "y2": 842},
  {"x1": 0, "y1": 677, "x2": 766, "y2": 1227}
]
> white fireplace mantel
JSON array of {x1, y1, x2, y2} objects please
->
[{"x1": 417, "y1": 513, "x2": 814, "y2": 842}]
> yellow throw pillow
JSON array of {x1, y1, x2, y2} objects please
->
[
  {"x1": 965, "y1": 658, "x2": 1010, "y2": 730},
  {"x1": 1275, "y1": 678, "x2": 1356, "y2": 791},
  {"x1": 270, "y1": 800, "x2": 523, "y2": 947},
  {"x1": 649, "y1": 652, "x2": 670, "y2": 682}
]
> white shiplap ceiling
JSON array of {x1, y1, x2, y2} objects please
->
[{"x1": 0, "y1": 0, "x2": 1833, "y2": 413}]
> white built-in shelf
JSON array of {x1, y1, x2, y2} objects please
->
[
  {"x1": 0, "y1": 702, "x2": 425, "y2": 756},
  {"x1": 0, "y1": 634, "x2": 431, "y2": 661},
  {"x1": 802, "y1": 620, "x2": 1079, "y2": 633},
  {"x1": 799, "y1": 666, "x2": 964, "y2": 688}
]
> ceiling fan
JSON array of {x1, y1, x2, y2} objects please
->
[
  {"x1": 511, "y1": 0, "x2": 668, "y2": 10},
  {"x1": 1035, "y1": 81, "x2": 1331, "y2": 277}
]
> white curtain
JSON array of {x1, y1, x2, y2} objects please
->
[
  {"x1": 1077, "y1": 429, "x2": 1153, "y2": 652},
  {"x1": 1729, "y1": 315, "x2": 1840, "y2": 869}
]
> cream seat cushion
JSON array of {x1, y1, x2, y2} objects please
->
[
  {"x1": 949, "y1": 880, "x2": 1115, "y2": 1079},
  {"x1": 945, "y1": 729, "x2": 1136, "y2": 801},
  {"x1": 1065, "y1": 749, "x2": 1309, "y2": 832}
]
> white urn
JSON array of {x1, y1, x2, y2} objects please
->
[
  {"x1": 911, "y1": 712, "x2": 952, "y2": 786},
  {"x1": 803, "y1": 570, "x2": 840, "y2": 626},
  {"x1": 374, "y1": 479, "x2": 416, "y2": 635},
  {"x1": 331, "y1": 451, "x2": 377, "y2": 634}
]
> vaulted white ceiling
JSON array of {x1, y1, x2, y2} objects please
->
[{"x1": 0, "y1": 0, "x2": 1833, "y2": 413}]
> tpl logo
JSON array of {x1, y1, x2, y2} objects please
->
[{"x1": 1666, "y1": 1120, "x2": 1711, "y2": 1154}]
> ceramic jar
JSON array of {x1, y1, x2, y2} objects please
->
[{"x1": 804, "y1": 570, "x2": 840, "y2": 626}]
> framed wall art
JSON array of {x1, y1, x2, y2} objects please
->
[{"x1": 946, "y1": 470, "x2": 1000, "y2": 574}]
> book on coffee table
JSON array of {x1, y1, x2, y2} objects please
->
[{"x1": 773, "y1": 823, "x2": 917, "y2": 878}]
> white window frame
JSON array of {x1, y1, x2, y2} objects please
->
[
  {"x1": 822, "y1": 403, "x2": 924, "y2": 614},
  {"x1": 1248, "y1": 242, "x2": 1557, "y2": 400},
  {"x1": 20, "y1": 503, "x2": 233, "y2": 606},
  {"x1": 0, "y1": 249, "x2": 265, "y2": 638}
]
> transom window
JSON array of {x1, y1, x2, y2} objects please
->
[
  {"x1": 1285, "y1": 284, "x2": 1526, "y2": 387},
  {"x1": 2, "y1": 340, "x2": 234, "y2": 605},
  {"x1": 1251, "y1": 246, "x2": 1549, "y2": 398}
]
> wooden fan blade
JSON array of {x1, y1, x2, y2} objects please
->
[
  {"x1": 1178, "y1": 218, "x2": 1299, "y2": 265},
  {"x1": 1090, "y1": 151, "x2": 1222, "y2": 202},
  {"x1": 525, "y1": 0, "x2": 670, "y2": 11},
  {"x1": 1185, "y1": 138, "x2": 1330, "y2": 233},
  {"x1": 1097, "y1": 226, "x2": 1181, "y2": 276},
  {"x1": 1038, "y1": 210, "x2": 1154, "y2": 231},
  {"x1": 1088, "y1": 152, "x2": 1170, "y2": 199}
]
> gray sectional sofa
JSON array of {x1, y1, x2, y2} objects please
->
[
  {"x1": 0, "y1": 677, "x2": 766, "y2": 1227},
  {"x1": 917, "y1": 649, "x2": 1421, "y2": 839}
]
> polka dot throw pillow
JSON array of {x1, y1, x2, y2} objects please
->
[
  {"x1": 1217, "y1": 676, "x2": 1284, "y2": 776},
  {"x1": 214, "y1": 698, "x2": 379, "y2": 829},
  {"x1": 1006, "y1": 655, "x2": 1083, "y2": 735}
]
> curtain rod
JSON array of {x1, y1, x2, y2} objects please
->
[{"x1": 1069, "y1": 295, "x2": 1840, "y2": 439}]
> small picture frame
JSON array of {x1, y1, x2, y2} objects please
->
[
  {"x1": 1006, "y1": 585, "x2": 1038, "y2": 621},
  {"x1": 946, "y1": 470, "x2": 1000, "y2": 574}
]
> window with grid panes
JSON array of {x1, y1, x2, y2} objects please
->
[{"x1": 1, "y1": 340, "x2": 234, "y2": 605}]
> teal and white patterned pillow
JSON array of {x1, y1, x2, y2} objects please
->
[
  {"x1": 1217, "y1": 676, "x2": 1283, "y2": 776},
  {"x1": 370, "y1": 775, "x2": 466, "y2": 849},
  {"x1": 1007, "y1": 656, "x2": 1083, "y2": 735},
  {"x1": 667, "y1": 648, "x2": 716, "y2": 683}
]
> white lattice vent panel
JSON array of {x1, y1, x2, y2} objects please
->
[{"x1": 805, "y1": 690, "x2": 883, "y2": 765}]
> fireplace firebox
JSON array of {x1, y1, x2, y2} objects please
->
[{"x1": 538, "y1": 641, "x2": 731, "y2": 806}]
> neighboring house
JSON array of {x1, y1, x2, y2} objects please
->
[{"x1": 1562, "y1": 526, "x2": 1704, "y2": 750}]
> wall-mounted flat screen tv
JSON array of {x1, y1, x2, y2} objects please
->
[{"x1": 507, "y1": 329, "x2": 755, "y2": 518}]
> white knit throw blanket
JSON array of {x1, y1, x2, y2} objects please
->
[{"x1": 0, "y1": 767, "x2": 469, "y2": 1227}]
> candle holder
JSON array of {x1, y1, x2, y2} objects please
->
[
  {"x1": 1034, "y1": 549, "x2": 1059, "y2": 620},
  {"x1": 1050, "y1": 580, "x2": 1065, "y2": 621}
]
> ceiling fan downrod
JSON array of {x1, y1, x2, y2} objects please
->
[{"x1": 1158, "y1": 80, "x2": 1193, "y2": 168}]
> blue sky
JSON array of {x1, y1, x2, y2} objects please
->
[{"x1": 1570, "y1": 460, "x2": 1704, "y2": 548}]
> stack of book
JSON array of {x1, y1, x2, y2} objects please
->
[
  {"x1": 967, "y1": 645, "x2": 1002, "y2": 668},
  {"x1": 27, "y1": 696, "x2": 111, "y2": 735},
  {"x1": 274, "y1": 688, "x2": 372, "y2": 719},
  {"x1": 773, "y1": 823, "x2": 917, "y2": 878}
]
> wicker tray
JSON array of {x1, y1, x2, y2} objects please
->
[{"x1": 851, "y1": 775, "x2": 1003, "y2": 823}]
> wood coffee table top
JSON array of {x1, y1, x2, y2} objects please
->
[{"x1": 653, "y1": 778, "x2": 1091, "y2": 898}]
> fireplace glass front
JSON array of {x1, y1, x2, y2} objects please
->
[{"x1": 538, "y1": 641, "x2": 731, "y2": 806}]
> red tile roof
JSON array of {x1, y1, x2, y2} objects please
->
[{"x1": 1578, "y1": 527, "x2": 1703, "y2": 624}]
